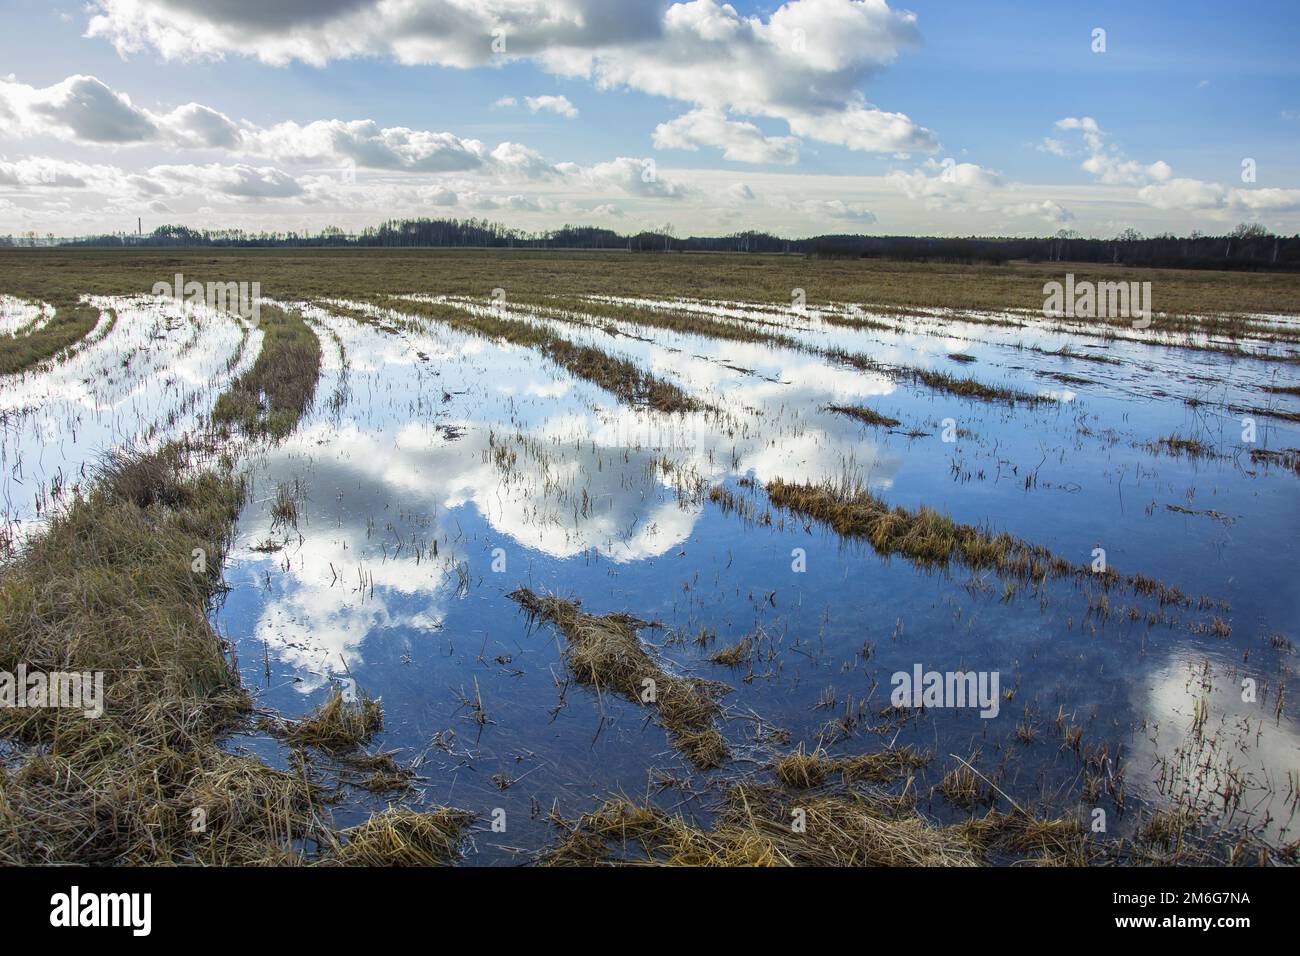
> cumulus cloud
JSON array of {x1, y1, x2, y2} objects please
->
[
  {"x1": 83, "y1": 0, "x2": 937, "y2": 156},
  {"x1": 1053, "y1": 116, "x2": 1171, "y2": 185},
  {"x1": 887, "y1": 160, "x2": 1003, "y2": 208},
  {"x1": 162, "y1": 102, "x2": 242, "y2": 148},
  {"x1": 0, "y1": 74, "x2": 239, "y2": 148},
  {"x1": 585, "y1": 157, "x2": 692, "y2": 199},
  {"x1": 488, "y1": 141, "x2": 560, "y2": 179},
  {"x1": 784, "y1": 101, "x2": 935, "y2": 155},
  {"x1": 1137, "y1": 177, "x2": 1228, "y2": 211},
  {"x1": 0, "y1": 69, "x2": 710, "y2": 234},
  {"x1": 245, "y1": 120, "x2": 488, "y2": 173},
  {"x1": 0, "y1": 72, "x2": 576, "y2": 185},
  {"x1": 1005, "y1": 199, "x2": 1074, "y2": 224},
  {"x1": 1047, "y1": 115, "x2": 1300, "y2": 218},
  {"x1": 653, "y1": 108, "x2": 800, "y2": 164},
  {"x1": 884, "y1": 158, "x2": 1075, "y2": 224},
  {"x1": 1139, "y1": 179, "x2": 1300, "y2": 214},
  {"x1": 1036, "y1": 137, "x2": 1066, "y2": 157},
  {"x1": 0, "y1": 157, "x2": 119, "y2": 188},
  {"x1": 503, "y1": 193, "x2": 554, "y2": 211},
  {"x1": 421, "y1": 186, "x2": 459, "y2": 206},
  {"x1": 0, "y1": 154, "x2": 324, "y2": 212},
  {"x1": 800, "y1": 198, "x2": 876, "y2": 223},
  {"x1": 525, "y1": 95, "x2": 578, "y2": 118},
  {"x1": 4, "y1": 74, "x2": 155, "y2": 143},
  {"x1": 1233, "y1": 187, "x2": 1300, "y2": 212},
  {"x1": 149, "y1": 163, "x2": 304, "y2": 199}
]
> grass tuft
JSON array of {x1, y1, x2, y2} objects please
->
[
  {"x1": 510, "y1": 588, "x2": 730, "y2": 769},
  {"x1": 326, "y1": 808, "x2": 474, "y2": 866}
]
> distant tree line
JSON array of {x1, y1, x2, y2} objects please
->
[{"x1": 4, "y1": 218, "x2": 1296, "y2": 270}]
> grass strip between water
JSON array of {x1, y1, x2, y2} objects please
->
[
  {"x1": 0, "y1": 298, "x2": 107, "y2": 376},
  {"x1": 212, "y1": 303, "x2": 322, "y2": 439},
  {"x1": 356, "y1": 297, "x2": 707, "y2": 415},
  {"x1": 0, "y1": 303, "x2": 473, "y2": 865},
  {"x1": 763, "y1": 477, "x2": 1206, "y2": 609},
  {"x1": 510, "y1": 588, "x2": 731, "y2": 770},
  {"x1": 543, "y1": 783, "x2": 1093, "y2": 866}
]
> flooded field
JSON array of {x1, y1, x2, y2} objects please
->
[{"x1": 2, "y1": 251, "x2": 1297, "y2": 866}]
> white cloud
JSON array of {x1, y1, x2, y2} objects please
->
[
  {"x1": 245, "y1": 119, "x2": 488, "y2": 173},
  {"x1": 1139, "y1": 179, "x2": 1300, "y2": 214},
  {"x1": 150, "y1": 163, "x2": 304, "y2": 199},
  {"x1": 886, "y1": 160, "x2": 1002, "y2": 207},
  {"x1": 1005, "y1": 199, "x2": 1074, "y2": 224},
  {"x1": 1048, "y1": 115, "x2": 1300, "y2": 219},
  {"x1": 0, "y1": 74, "x2": 239, "y2": 148},
  {"x1": 83, "y1": 0, "x2": 937, "y2": 156},
  {"x1": 1137, "y1": 177, "x2": 1227, "y2": 211},
  {"x1": 884, "y1": 159, "x2": 1076, "y2": 225},
  {"x1": 161, "y1": 102, "x2": 241, "y2": 148},
  {"x1": 800, "y1": 198, "x2": 876, "y2": 223},
  {"x1": 421, "y1": 186, "x2": 459, "y2": 206},
  {"x1": 504, "y1": 193, "x2": 554, "y2": 211},
  {"x1": 585, "y1": 156, "x2": 692, "y2": 199},
  {"x1": 0, "y1": 73, "x2": 568, "y2": 183},
  {"x1": 1233, "y1": 187, "x2": 1300, "y2": 212},
  {"x1": 489, "y1": 141, "x2": 559, "y2": 179},
  {"x1": 5, "y1": 74, "x2": 156, "y2": 143},
  {"x1": 0, "y1": 157, "x2": 119, "y2": 188},
  {"x1": 525, "y1": 95, "x2": 578, "y2": 118},
  {"x1": 784, "y1": 100, "x2": 935, "y2": 155},
  {"x1": 653, "y1": 108, "x2": 800, "y2": 164},
  {"x1": 1054, "y1": 116, "x2": 1172, "y2": 185}
]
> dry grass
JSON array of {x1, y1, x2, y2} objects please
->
[
  {"x1": 282, "y1": 686, "x2": 384, "y2": 751},
  {"x1": 369, "y1": 299, "x2": 705, "y2": 415},
  {"x1": 325, "y1": 807, "x2": 474, "y2": 866},
  {"x1": 520, "y1": 294, "x2": 801, "y2": 350},
  {"x1": 0, "y1": 301, "x2": 445, "y2": 865},
  {"x1": 544, "y1": 786, "x2": 979, "y2": 867},
  {"x1": 764, "y1": 476, "x2": 1198, "y2": 607},
  {"x1": 0, "y1": 444, "x2": 326, "y2": 863},
  {"x1": 773, "y1": 745, "x2": 929, "y2": 788},
  {"x1": 909, "y1": 366, "x2": 1045, "y2": 406},
  {"x1": 510, "y1": 588, "x2": 730, "y2": 769},
  {"x1": 6, "y1": 248, "x2": 1297, "y2": 324},
  {"x1": 0, "y1": 298, "x2": 105, "y2": 376},
  {"x1": 270, "y1": 480, "x2": 301, "y2": 532},
  {"x1": 1249, "y1": 447, "x2": 1300, "y2": 475},
  {"x1": 961, "y1": 810, "x2": 1097, "y2": 865},
  {"x1": 1148, "y1": 434, "x2": 1214, "y2": 459},
  {"x1": 1140, "y1": 806, "x2": 1201, "y2": 849},
  {"x1": 940, "y1": 763, "x2": 985, "y2": 809},
  {"x1": 766, "y1": 475, "x2": 1079, "y2": 582},
  {"x1": 709, "y1": 635, "x2": 753, "y2": 667},
  {"x1": 212, "y1": 303, "x2": 321, "y2": 438},
  {"x1": 824, "y1": 347, "x2": 1044, "y2": 406},
  {"x1": 825, "y1": 404, "x2": 902, "y2": 428},
  {"x1": 544, "y1": 782, "x2": 1090, "y2": 867}
]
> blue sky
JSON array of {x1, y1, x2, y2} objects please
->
[{"x1": 1, "y1": 0, "x2": 1297, "y2": 237}]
